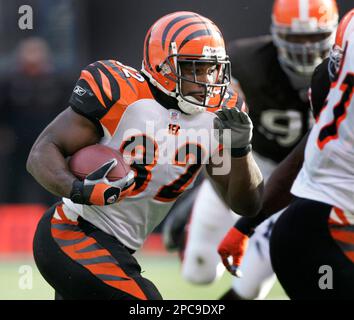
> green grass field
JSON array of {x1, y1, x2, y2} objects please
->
[{"x1": 0, "y1": 254, "x2": 287, "y2": 300}]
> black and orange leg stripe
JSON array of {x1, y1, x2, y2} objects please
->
[
  {"x1": 328, "y1": 207, "x2": 354, "y2": 263},
  {"x1": 33, "y1": 202, "x2": 162, "y2": 300}
]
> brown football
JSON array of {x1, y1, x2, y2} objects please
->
[{"x1": 68, "y1": 144, "x2": 131, "y2": 181}]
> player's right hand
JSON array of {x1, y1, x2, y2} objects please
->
[
  {"x1": 217, "y1": 226, "x2": 249, "y2": 278},
  {"x1": 70, "y1": 159, "x2": 135, "y2": 206}
]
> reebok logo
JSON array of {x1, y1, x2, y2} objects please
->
[{"x1": 74, "y1": 85, "x2": 86, "y2": 96}]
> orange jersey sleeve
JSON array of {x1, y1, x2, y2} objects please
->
[{"x1": 69, "y1": 60, "x2": 153, "y2": 135}]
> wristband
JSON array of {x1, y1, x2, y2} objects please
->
[
  {"x1": 230, "y1": 144, "x2": 252, "y2": 158},
  {"x1": 69, "y1": 179, "x2": 85, "y2": 204},
  {"x1": 234, "y1": 218, "x2": 256, "y2": 237}
]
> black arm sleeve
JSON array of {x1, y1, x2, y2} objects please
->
[{"x1": 310, "y1": 58, "x2": 331, "y2": 119}]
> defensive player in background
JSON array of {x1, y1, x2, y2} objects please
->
[
  {"x1": 219, "y1": 8, "x2": 354, "y2": 299},
  {"x1": 26, "y1": 12, "x2": 263, "y2": 300},
  {"x1": 166, "y1": 0, "x2": 338, "y2": 300}
]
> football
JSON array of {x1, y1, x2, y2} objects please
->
[{"x1": 68, "y1": 144, "x2": 131, "y2": 181}]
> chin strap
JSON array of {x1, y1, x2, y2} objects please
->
[{"x1": 176, "y1": 95, "x2": 206, "y2": 115}]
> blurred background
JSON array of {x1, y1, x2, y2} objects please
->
[{"x1": 0, "y1": 0, "x2": 352, "y2": 300}]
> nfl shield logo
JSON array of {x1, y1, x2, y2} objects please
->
[{"x1": 170, "y1": 110, "x2": 180, "y2": 122}]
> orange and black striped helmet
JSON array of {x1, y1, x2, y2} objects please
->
[{"x1": 141, "y1": 11, "x2": 231, "y2": 112}]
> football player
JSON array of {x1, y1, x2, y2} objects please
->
[
  {"x1": 172, "y1": 0, "x2": 339, "y2": 300},
  {"x1": 219, "y1": 8, "x2": 354, "y2": 299},
  {"x1": 26, "y1": 12, "x2": 263, "y2": 300}
]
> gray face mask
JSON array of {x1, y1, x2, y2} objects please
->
[{"x1": 271, "y1": 25, "x2": 336, "y2": 77}]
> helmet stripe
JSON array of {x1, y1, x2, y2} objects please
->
[
  {"x1": 299, "y1": 0, "x2": 309, "y2": 20},
  {"x1": 179, "y1": 29, "x2": 212, "y2": 51},
  {"x1": 162, "y1": 14, "x2": 196, "y2": 50},
  {"x1": 170, "y1": 21, "x2": 207, "y2": 44},
  {"x1": 145, "y1": 29, "x2": 153, "y2": 71}
]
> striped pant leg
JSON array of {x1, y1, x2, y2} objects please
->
[{"x1": 33, "y1": 202, "x2": 162, "y2": 300}]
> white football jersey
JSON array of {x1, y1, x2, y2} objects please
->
[
  {"x1": 61, "y1": 60, "x2": 243, "y2": 250},
  {"x1": 292, "y1": 36, "x2": 354, "y2": 214}
]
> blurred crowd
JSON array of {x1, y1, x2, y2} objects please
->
[{"x1": 0, "y1": 37, "x2": 74, "y2": 205}]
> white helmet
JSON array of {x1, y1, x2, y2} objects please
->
[{"x1": 271, "y1": 0, "x2": 338, "y2": 76}]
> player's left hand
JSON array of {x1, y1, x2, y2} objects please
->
[
  {"x1": 213, "y1": 106, "x2": 253, "y2": 156},
  {"x1": 217, "y1": 227, "x2": 249, "y2": 277}
]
